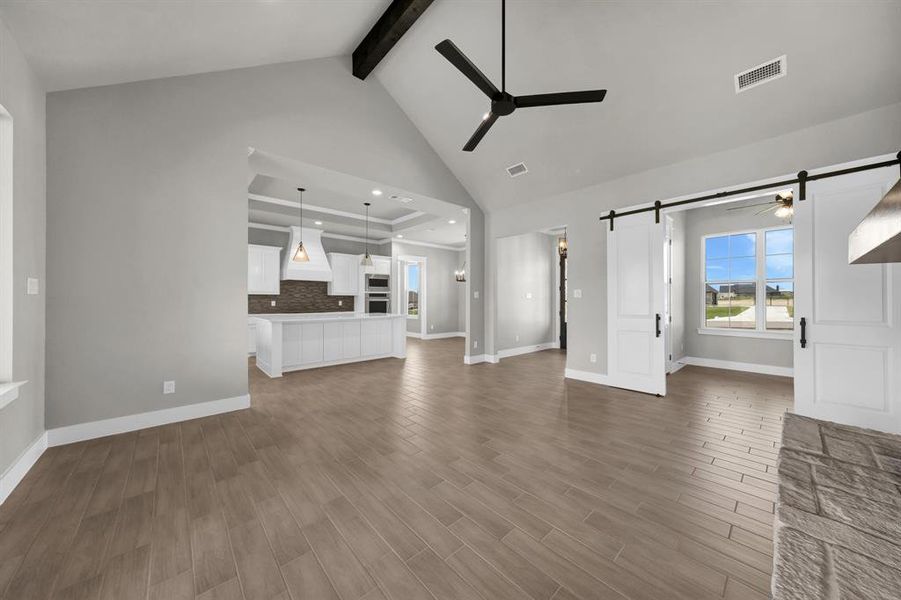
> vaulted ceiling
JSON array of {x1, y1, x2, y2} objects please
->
[
  {"x1": 2, "y1": 0, "x2": 899, "y2": 212},
  {"x1": 374, "y1": 0, "x2": 901, "y2": 211}
]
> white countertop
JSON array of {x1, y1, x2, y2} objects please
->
[{"x1": 250, "y1": 312, "x2": 404, "y2": 323}]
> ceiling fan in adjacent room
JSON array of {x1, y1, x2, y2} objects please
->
[
  {"x1": 435, "y1": 0, "x2": 607, "y2": 151},
  {"x1": 727, "y1": 190, "x2": 794, "y2": 220}
]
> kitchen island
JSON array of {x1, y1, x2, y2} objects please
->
[{"x1": 251, "y1": 313, "x2": 406, "y2": 377}]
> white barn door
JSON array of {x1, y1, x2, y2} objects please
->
[
  {"x1": 794, "y1": 162, "x2": 901, "y2": 433},
  {"x1": 607, "y1": 212, "x2": 666, "y2": 395}
]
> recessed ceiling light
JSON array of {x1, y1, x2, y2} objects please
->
[
  {"x1": 396, "y1": 234, "x2": 403, "y2": 238},
  {"x1": 448, "y1": 219, "x2": 456, "y2": 224},
  {"x1": 371, "y1": 189, "x2": 382, "y2": 196},
  {"x1": 390, "y1": 195, "x2": 414, "y2": 204},
  {"x1": 314, "y1": 220, "x2": 323, "y2": 225}
]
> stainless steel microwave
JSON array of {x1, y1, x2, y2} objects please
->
[{"x1": 365, "y1": 274, "x2": 390, "y2": 291}]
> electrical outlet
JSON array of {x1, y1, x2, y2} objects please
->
[
  {"x1": 430, "y1": 324, "x2": 435, "y2": 330},
  {"x1": 589, "y1": 353, "x2": 597, "y2": 363},
  {"x1": 473, "y1": 340, "x2": 478, "y2": 349},
  {"x1": 26, "y1": 277, "x2": 40, "y2": 295},
  {"x1": 473, "y1": 290, "x2": 479, "y2": 299},
  {"x1": 270, "y1": 300, "x2": 276, "y2": 307},
  {"x1": 573, "y1": 289, "x2": 582, "y2": 298},
  {"x1": 525, "y1": 292, "x2": 532, "y2": 299},
  {"x1": 338, "y1": 300, "x2": 343, "y2": 306},
  {"x1": 163, "y1": 380, "x2": 175, "y2": 394}
]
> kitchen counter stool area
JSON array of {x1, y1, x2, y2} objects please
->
[{"x1": 251, "y1": 313, "x2": 406, "y2": 377}]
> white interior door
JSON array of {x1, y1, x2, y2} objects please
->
[
  {"x1": 607, "y1": 212, "x2": 667, "y2": 395},
  {"x1": 794, "y1": 162, "x2": 901, "y2": 433}
]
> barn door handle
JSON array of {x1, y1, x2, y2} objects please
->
[
  {"x1": 800, "y1": 317, "x2": 807, "y2": 348},
  {"x1": 656, "y1": 314, "x2": 662, "y2": 338}
]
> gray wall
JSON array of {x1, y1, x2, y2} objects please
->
[
  {"x1": 495, "y1": 232, "x2": 557, "y2": 352},
  {"x1": 46, "y1": 56, "x2": 482, "y2": 428},
  {"x1": 682, "y1": 197, "x2": 793, "y2": 368},
  {"x1": 393, "y1": 241, "x2": 464, "y2": 335},
  {"x1": 0, "y1": 17, "x2": 46, "y2": 475},
  {"x1": 485, "y1": 101, "x2": 901, "y2": 377}
]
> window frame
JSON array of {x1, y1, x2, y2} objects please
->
[
  {"x1": 405, "y1": 261, "x2": 421, "y2": 320},
  {"x1": 699, "y1": 225, "x2": 793, "y2": 340}
]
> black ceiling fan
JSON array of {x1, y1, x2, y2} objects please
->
[{"x1": 435, "y1": 0, "x2": 607, "y2": 152}]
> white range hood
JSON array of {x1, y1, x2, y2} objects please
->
[{"x1": 282, "y1": 226, "x2": 332, "y2": 281}]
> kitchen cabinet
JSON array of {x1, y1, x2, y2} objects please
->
[
  {"x1": 251, "y1": 314, "x2": 405, "y2": 377},
  {"x1": 327, "y1": 253, "x2": 360, "y2": 296},
  {"x1": 372, "y1": 255, "x2": 391, "y2": 275},
  {"x1": 248, "y1": 244, "x2": 281, "y2": 295}
]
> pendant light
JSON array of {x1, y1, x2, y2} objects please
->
[
  {"x1": 558, "y1": 227, "x2": 568, "y2": 258},
  {"x1": 292, "y1": 187, "x2": 310, "y2": 262},
  {"x1": 361, "y1": 202, "x2": 373, "y2": 267}
]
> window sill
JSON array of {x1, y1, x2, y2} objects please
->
[
  {"x1": 407, "y1": 316, "x2": 420, "y2": 320},
  {"x1": 0, "y1": 380, "x2": 27, "y2": 411},
  {"x1": 697, "y1": 328, "x2": 792, "y2": 340}
]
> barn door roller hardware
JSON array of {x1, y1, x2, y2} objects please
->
[{"x1": 599, "y1": 152, "x2": 901, "y2": 228}]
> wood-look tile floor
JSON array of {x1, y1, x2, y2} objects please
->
[{"x1": 0, "y1": 338, "x2": 792, "y2": 600}]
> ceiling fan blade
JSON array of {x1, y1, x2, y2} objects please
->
[
  {"x1": 514, "y1": 89, "x2": 607, "y2": 108},
  {"x1": 462, "y1": 113, "x2": 499, "y2": 152},
  {"x1": 435, "y1": 39, "x2": 500, "y2": 99},
  {"x1": 725, "y1": 201, "x2": 777, "y2": 211}
]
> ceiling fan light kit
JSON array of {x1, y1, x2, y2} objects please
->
[{"x1": 435, "y1": 0, "x2": 607, "y2": 151}]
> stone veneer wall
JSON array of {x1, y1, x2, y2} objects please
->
[
  {"x1": 248, "y1": 280, "x2": 354, "y2": 314},
  {"x1": 773, "y1": 413, "x2": 901, "y2": 599}
]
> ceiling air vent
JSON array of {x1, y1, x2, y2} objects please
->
[
  {"x1": 507, "y1": 162, "x2": 528, "y2": 178},
  {"x1": 735, "y1": 55, "x2": 786, "y2": 93}
]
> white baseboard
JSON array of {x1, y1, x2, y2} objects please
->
[
  {"x1": 668, "y1": 361, "x2": 686, "y2": 375},
  {"x1": 46, "y1": 394, "x2": 251, "y2": 447},
  {"x1": 406, "y1": 332, "x2": 422, "y2": 339},
  {"x1": 422, "y1": 331, "x2": 465, "y2": 340},
  {"x1": 497, "y1": 341, "x2": 559, "y2": 360},
  {"x1": 679, "y1": 356, "x2": 793, "y2": 378},
  {"x1": 0, "y1": 431, "x2": 48, "y2": 505},
  {"x1": 564, "y1": 368, "x2": 611, "y2": 386},
  {"x1": 464, "y1": 354, "x2": 499, "y2": 365}
]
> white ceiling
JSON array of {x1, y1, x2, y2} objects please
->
[
  {"x1": 375, "y1": 0, "x2": 901, "y2": 211},
  {"x1": 4, "y1": 1, "x2": 898, "y2": 214},
  {"x1": 0, "y1": 0, "x2": 389, "y2": 91}
]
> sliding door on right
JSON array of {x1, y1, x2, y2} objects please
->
[{"x1": 794, "y1": 164, "x2": 901, "y2": 433}]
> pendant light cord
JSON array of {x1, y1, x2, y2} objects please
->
[{"x1": 297, "y1": 187, "x2": 305, "y2": 240}]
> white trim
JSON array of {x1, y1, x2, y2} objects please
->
[
  {"x1": 497, "y1": 342, "x2": 560, "y2": 360},
  {"x1": 678, "y1": 356, "x2": 793, "y2": 378},
  {"x1": 0, "y1": 380, "x2": 26, "y2": 411},
  {"x1": 0, "y1": 431, "x2": 47, "y2": 505},
  {"x1": 668, "y1": 361, "x2": 686, "y2": 375},
  {"x1": 423, "y1": 331, "x2": 465, "y2": 340},
  {"x1": 391, "y1": 211, "x2": 427, "y2": 225},
  {"x1": 393, "y1": 238, "x2": 465, "y2": 251},
  {"x1": 564, "y1": 369, "x2": 612, "y2": 386},
  {"x1": 250, "y1": 193, "x2": 397, "y2": 225},
  {"x1": 464, "y1": 354, "x2": 498, "y2": 365},
  {"x1": 248, "y1": 225, "x2": 465, "y2": 252},
  {"x1": 46, "y1": 394, "x2": 251, "y2": 447},
  {"x1": 696, "y1": 327, "x2": 792, "y2": 340},
  {"x1": 406, "y1": 331, "x2": 422, "y2": 339},
  {"x1": 0, "y1": 105, "x2": 12, "y2": 383}
]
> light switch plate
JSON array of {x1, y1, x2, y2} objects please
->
[
  {"x1": 573, "y1": 289, "x2": 582, "y2": 298},
  {"x1": 26, "y1": 277, "x2": 39, "y2": 295},
  {"x1": 163, "y1": 380, "x2": 175, "y2": 394},
  {"x1": 589, "y1": 353, "x2": 597, "y2": 363},
  {"x1": 473, "y1": 291, "x2": 479, "y2": 299}
]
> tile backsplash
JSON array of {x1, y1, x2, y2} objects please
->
[{"x1": 249, "y1": 280, "x2": 354, "y2": 314}]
